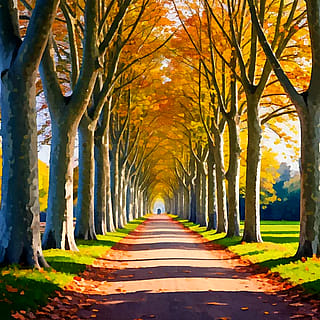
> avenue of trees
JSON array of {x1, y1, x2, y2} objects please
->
[{"x1": 0, "y1": 0, "x2": 318, "y2": 268}]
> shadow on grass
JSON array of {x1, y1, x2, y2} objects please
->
[
  {"x1": 45, "y1": 256, "x2": 88, "y2": 274},
  {"x1": 77, "y1": 239, "x2": 118, "y2": 248},
  {"x1": 262, "y1": 236, "x2": 299, "y2": 243},
  {"x1": 260, "y1": 221, "x2": 299, "y2": 225},
  {"x1": 261, "y1": 231, "x2": 299, "y2": 234},
  {"x1": 0, "y1": 274, "x2": 60, "y2": 319},
  {"x1": 259, "y1": 256, "x2": 297, "y2": 269},
  {"x1": 214, "y1": 236, "x2": 242, "y2": 247},
  {"x1": 302, "y1": 279, "x2": 320, "y2": 295}
]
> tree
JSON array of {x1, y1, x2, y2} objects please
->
[
  {"x1": 202, "y1": 0, "x2": 305, "y2": 242},
  {"x1": 40, "y1": 0, "x2": 132, "y2": 250},
  {"x1": 248, "y1": 0, "x2": 320, "y2": 257},
  {"x1": 0, "y1": 0, "x2": 59, "y2": 267}
]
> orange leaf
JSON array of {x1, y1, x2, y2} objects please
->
[
  {"x1": 11, "y1": 312, "x2": 25, "y2": 320},
  {"x1": 241, "y1": 307, "x2": 249, "y2": 311},
  {"x1": 207, "y1": 302, "x2": 228, "y2": 306},
  {"x1": 6, "y1": 285, "x2": 18, "y2": 293}
]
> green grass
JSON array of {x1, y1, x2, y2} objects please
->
[
  {"x1": 171, "y1": 215, "x2": 320, "y2": 296},
  {"x1": 0, "y1": 217, "x2": 147, "y2": 318}
]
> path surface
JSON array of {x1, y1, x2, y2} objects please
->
[{"x1": 71, "y1": 214, "x2": 298, "y2": 320}]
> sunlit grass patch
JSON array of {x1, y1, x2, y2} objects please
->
[
  {"x1": 171, "y1": 215, "x2": 320, "y2": 295},
  {"x1": 0, "y1": 216, "x2": 147, "y2": 318}
]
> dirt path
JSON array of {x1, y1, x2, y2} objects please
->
[
  {"x1": 31, "y1": 214, "x2": 315, "y2": 320},
  {"x1": 72, "y1": 214, "x2": 300, "y2": 320}
]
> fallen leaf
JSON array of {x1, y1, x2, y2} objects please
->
[
  {"x1": 47, "y1": 305, "x2": 55, "y2": 311},
  {"x1": 289, "y1": 303, "x2": 304, "y2": 307},
  {"x1": 241, "y1": 307, "x2": 249, "y2": 311},
  {"x1": 264, "y1": 311, "x2": 269, "y2": 315},
  {"x1": 6, "y1": 285, "x2": 18, "y2": 293},
  {"x1": 11, "y1": 312, "x2": 25, "y2": 320},
  {"x1": 207, "y1": 302, "x2": 228, "y2": 306}
]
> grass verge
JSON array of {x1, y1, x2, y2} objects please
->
[
  {"x1": 170, "y1": 215, "x2": 320, "y2": 296},
  {"x1": 0, "y1": 217, "x2": 147, "y2": 318}
]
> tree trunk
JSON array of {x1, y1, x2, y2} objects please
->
[
  {"x1": 75, "y1": 115, "x2": 97, "y2": 240},
  {"x1": 0, "y1": 0, "x2": 59, "y2": 267},
  {"x1": 183, "y1": 184, "x2": 190, "y2": 220},
  {"x1": 226, "y1": 115, "x2": 241, "y2": 237},
  {"x1": 138, "y1": 190, "x2": 144, "y2": 218},
  {"x1": 42, "y1": 121, "x2": 78, "y2": 251},
  {"x1": 94, "y1": 135, "x2": 107, "y2": 235},
  {"x1": 195, "y1": 162, "x2": 203, "y2": 225},
  {"x1": 213, "y1": 131, "x2": 228, "y2": 233},
  {"x1": 129, "y1": 181, "x2": 136, "y2": 220},
  {"x1": 178, "y1": 183, "x2": 184, "y2": 217},
  {"x1": 199, "y1": 163, "x2": 208, "y2": 227},
  {"x1": 295, "y1": 104, "x2": 320, "y2": 257},
  {"x1": 95, "y1": 129, "x2": 115, "y2": 233},
  {"x1": 119, "y1": 168, "x2": 128, "y2": 226},
  {"x1": 207, "y1": 146, "x2": 217, "y2": 231},
  {"x1": 242, "y1": 95, "x2": 263, "y2": 243},
  {"x1": 173, "y1": 192, "x2": 178, "y2": 214},
  {"x1": 126, "y1": 180, "x2": 132, "y2": 221},
  {"x1": 0, "y1": 71, "x2": 48, "y2": 267},
  {"x1": 189, "y1": 158, "x2": 197, "y2": 223},
  {"x1": 110, "y1": 149, "x2": 119, "y2": 228},
  {"x1": 132, "y1": 179, "x2": 139, "y2": 219}
]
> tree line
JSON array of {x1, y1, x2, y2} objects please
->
[
  {"x1": 0, "y1": 0, "x2": 319, "y2": 269},
  {"x1": 154, "y1": 0, "x2": 318, "y2": 259},
  {"x1": 0, "y1": 0, "x2": 171, "y2": 267}
]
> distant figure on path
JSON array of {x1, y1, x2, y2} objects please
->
[{"x1": 157, "y1": 208, "x2": 161, "y2": 214}]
